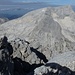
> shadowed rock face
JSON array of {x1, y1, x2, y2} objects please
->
[
  {"x1": 11, "y1": 38, "x2": 48, "y2": 65},
  {"x1": 0, "y1": 36, "x2": 75, "y2": 75},
  {"x1": 0, "y1": 36, "x2": 45, "y2": 75},
  {"x1": 34, "y1": 63, "x2": 75, "y2": 75},
  {"x1": 34, "y1": 51, "x2": 75, "y2": 75},
  {"x1": 0, "y1": 36, "x2": 13, "y2": 75}
]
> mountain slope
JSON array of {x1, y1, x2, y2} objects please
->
[
  {"x1": 0, "y1": 5, "x2": 75, "y2": 61},
  {"x1": 34, "y1": 51, "x2": 75, "y2": 75}
]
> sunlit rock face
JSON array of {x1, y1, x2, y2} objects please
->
[
  {"x1": 0, "y1": 6, "x2": 75, "y2": 75},
  {"x1": 0, "y1": 5, "x2": 75, "y2": 75}
]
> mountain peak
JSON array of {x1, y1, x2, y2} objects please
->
[
  {"x1": 0, "y1": 5, "x2": 75, "y2": 41},
  {"x1": 0, "y1": 5, "x2": 75, "y2": 64}
]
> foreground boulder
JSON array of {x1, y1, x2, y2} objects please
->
[
  {"x1": 0, "y1": 36, "x2": 75, "y2": 75},
  {"x1": 34, "y1": 51, "x2": 75, "y2": 75},
  {"x1": 34, "y1": 63, "x2": 75, "y2": 75},
  {"x1": 0, "y1": 36, "x2": 46, "y2": 75}
]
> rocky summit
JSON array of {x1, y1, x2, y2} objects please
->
[{"x1": 0, "y1": 5, "x2": 75, "y2": 75}]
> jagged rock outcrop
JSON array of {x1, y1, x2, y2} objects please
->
[
  {"x1": 0, "y1": 5, "x2": 75, "y2": 75},
  {"x1": 34, "y1": 51, "x2": 75, "y2": 75},
  {"x1": 0, "y1": 36, "x2": 47, "y2": 75},
  {"x1": 11, "y1": 38, "x2": 48, "y2": 64},
  {"x1": 0, "y1": 36, "x2": 39, "y2": 75},
  {"x1": 34, "y1": 63, "x2": 75, "y2": 75},
  {"x1": 0, "y1": 5, "x2": 75, "y2": 61},
  {"x1": 0, "y1": 36, "x2": 13, "y2": 75},
  {"x1": 0, "y1": 36, "x2": 75, "y2": 75}
]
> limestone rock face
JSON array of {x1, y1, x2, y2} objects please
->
[
  {"x1": 34, "y1": 51, "x2": 75, "y2": 75},
  {"x1": 0, "y1": 36, "x2": 75, "y2": 75},
  {"x1": 0, "y1": 5, "x2": 75, "y2": 75},
  {"x1": 0, "y1": 36, "x2": 46, "y2": 75},
  {"x1": 0, "y1": 5, "x2": 75, "y2": 62},
  {"x1": 11, "y1": 38, "x2": 48, "y2": 64}
]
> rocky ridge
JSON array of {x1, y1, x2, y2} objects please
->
[
  {"x1": 1, "y1": 5, "x2": 74, "y2": 61},
  {"x1": 0, "y1": 36, "x2": 75, "y2": 75},
  {"x1": 34, "y1": 51, "x2": 75, "y2": 75},
  {"x1": 0, "y1": 5, "x2": 75, "y2": 75}
]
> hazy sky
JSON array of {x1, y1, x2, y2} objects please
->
[
  {"x1": 14, "y1": 0, "x2": 75, "y2": 5},
  {"x1": 0, "y1": 0, "x2": 75, "y2": 5}
]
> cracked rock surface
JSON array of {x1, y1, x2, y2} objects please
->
[{"x1": 0, "y1": 5, "x2": 75, "y2": 75}]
